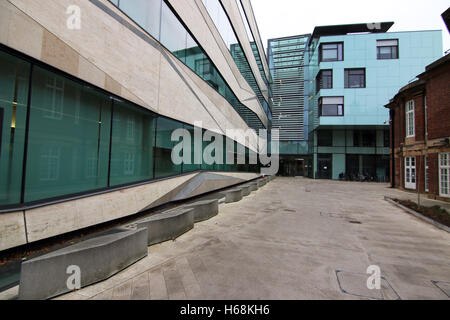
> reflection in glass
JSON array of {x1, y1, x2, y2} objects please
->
[
  {"x1": 0, "y1": 51, "x2": 30, "y2": 205},
  {"x1": 25, "y1": 67, "x2": 111, "y2": 202}
]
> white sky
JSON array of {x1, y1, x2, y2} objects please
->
[{"x1": 252, "y1": 0, "x2": 450, "y2": 54}]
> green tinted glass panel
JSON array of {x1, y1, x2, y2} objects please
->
[
  {"x1": 24, "y1": 67, "x2": 111, "y2": 202},
  {"x1": 160, "y1": 1, "x2": 187, "y2": 63},
  {"x1": 0, "y1": 51, "x2": 30, "y2": 205},
  {"x1": 110, "y1": 100, "x2": 155, "y2": 186},
  {"x1": 155, "y1": 117, "x2": 182, "y2": 178},
  {"x1": 118, "y1": 0, "x2": 161, "y2": 40},
  {"x1": 182, "y1": 124, "x2": 201, "y2": 173}
]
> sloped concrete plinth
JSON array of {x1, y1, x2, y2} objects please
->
[
  {"x1": 19, "y1": 228, "x2": 148, "y2": 300},
  {"x1": 185, "y1": 199, "x2": 219, "y2": 223},
  {"x1": 225, "y1": 189, "x2": 243, "y2": 203},
  {"x1": 240, "y1": 185, "x2": 251, "y2": 197},
  {"x1": 136, "y1": 208, "x2": 194, "y2": 246},
  {"x1": 248, "y1": 182, "x2": 258, "y2": 192}
]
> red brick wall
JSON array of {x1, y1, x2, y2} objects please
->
[
  {"x1": 414, "y1": 95, "x2": 425, "y2": 142},
  {"x1": 427, "y1": 63, "x2": 450, "y2": 140}
]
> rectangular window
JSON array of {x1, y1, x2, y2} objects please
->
[
  {"x1": 316, "y1": 70, "x2": 333, "y2": 93},
  {"x1": 353, "y1": 130, "x2": 376, "y2": 147},
  {"x1": 405, "y1": 157, "x2": 416, "y2": 190},
  {"x1": 345, "y1": 69, "x2": 366, "y2": 88},
  {"x1": 406, "y1": 100, "x2": 415, "y2": 137},
  {"x1": 154, "y1": 117, "x2": 182, "y2": 179},
  {"x1": 439, "y1": 153, "x2": 450, "y2": 197},
  {"x1": 25, "y1": 66, "x2": 112, "y2": 203},
  {"x1": 318, "y1": 130, "x2": 333, "y2": 147},
  {"x1": 425, "y1": 156, "x2": 429, "y2": 192},
  {"x1": 377, "y1": 39, "x2": 399, "y2": 60},
  {"x1": 110, "y1": 100, "x2": 156, "y2": 186},
  {"x1": 320, "y1": 43, "x2": 343, "y2": 62},
  {"x1": 319, "y1": 97, "x2": 344, "y2": 117},
  {"x1": 0, "y1": 51, "x2": 31, "y2": 206},
  {"x1": 384, "y1": 129, "x2": 390, "y2": 148}
]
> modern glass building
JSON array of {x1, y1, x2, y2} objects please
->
[
  {"x1": 268, "y1": 34, "x2": 311, "y2": 176},
  {"x1": 307, "y1": 23, "x2": 442, "y2": 181},
  {"x1": 268, "y1": 23, "x2": 443, "y2": 180},
  {"x1": 0, "y1": 0, "x2": 271, "y2": 251}
]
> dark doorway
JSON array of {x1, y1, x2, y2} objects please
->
[
  {"x1": 317, "y1": 154, "x2": 332, "y2": 179},
  {"x1": 279, "y1": 156, "x2": 309, "y2": 177}
]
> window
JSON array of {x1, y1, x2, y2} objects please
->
[
  {"x1": 425, "y1": 156, "x2": 429, "y2": 192},
  {"x1": 319, "y1": 97, "x2": 344, "y2": 117},
  {"x1": 405, "y1": 157, "x2": 416, "y2": 190},
  {"x1": 0, "y1": 51, "x2": 31, "y2": 206},
  {"x1": 377, "y1": 40, "x2": 398, "y2": 59},
  {"x1": 345, "y1": 69, "x2": 366, "y2": 88},
  {"x1": 318, "y1": 130, "x2": 333, "y2": 147},
  {"x1": 353, "y1": 130, "x2": 376, "y2": 147},
  {"x1": 25, "y1": 66, "x2": 112, "y2": 202},
  {"x1": 406, "y1": 100, "x2": 415, "y2": 137},
  {"x1": 383, "y1": 129, "x2": 390, "y2": 148},
  {"x1": 154, "y1": 117, "x2": 182, "y2": 179},
  {"x1": 320, "y1": 43, "x2": 343, "y2": 62},
  {"x1": 118, "y1": 0, "x2": 161, "y2": 40},
  {"x1": 439, "y1": 153, "x2": 450, "y2": 197},
  {"x1": 316, "y1": 70, "x2": 333, "y2": 93},
  {"x1": 110, "y1": 100, "x2": 156, "y2": 186},
  {"x1": 44, "y1": 76, "x2": 64, "y2": 120}
]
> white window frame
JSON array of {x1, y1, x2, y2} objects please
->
[
  {"x1": 439, "y1": 153, "x2": 450, "y2": 197},
  {"x1": 405, "y1": 156, "x2": 416, "y2": 190},
  {"x1": 406, "y1": 100, "x2": 415, "y2": 138}
]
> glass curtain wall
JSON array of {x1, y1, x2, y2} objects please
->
[
  {"x1": 0, "y1": 51, "x2": 30, "y2": 205},
  {"x1": 0, "y1": 48, "x2": 259, "y2": 208},
  {"x1": 236, "y1": 0, "x2": 271, "y2": 87},
  {"x1": 111, "y1": 0, "x2": 265, "y2": 131},
  {"x1": 201, "y1": 0, "x2": 271, "y2": 121}
]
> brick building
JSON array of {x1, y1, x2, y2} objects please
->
[{"x1": 385, "y1": 54, "x2": 450, "y2": 201}]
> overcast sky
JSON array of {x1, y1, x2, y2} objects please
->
[{"x1": 252, "y1": 0, "x2": 450, "y2": 53}]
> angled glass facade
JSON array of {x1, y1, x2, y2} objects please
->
[
  {"x1": 202, "y1": 0, "x2": 271, "y2": 122},
  {"x1": 110, "y1": 0, "x2": 266, "y2": 131},
  {"x1": 0, "y1": 48, "x2": 259, "y2": 208}
]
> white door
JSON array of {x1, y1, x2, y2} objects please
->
[{"x1": 405, "y1": 157, "x2": 416, "y2": 190}]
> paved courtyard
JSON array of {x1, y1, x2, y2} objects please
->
[{"x1": 56, "y1": 178, "x2": 450, "y2": 300}]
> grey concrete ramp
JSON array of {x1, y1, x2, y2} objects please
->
[
  {"x1": 185, "y1": 199, "x2": 219, "y2": 223},
  {"x1": 136, "y1": 208, "x2": 194, "y2": 246},
  {"x1": 19, "y1": 227, "x2": 148, "y2": 300},
  {"x1": 225, "y1": 189, "x2": 243, "y2": 204}
]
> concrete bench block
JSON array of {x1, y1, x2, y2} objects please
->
[
  {"x1": 240, "y1": 185, "x2": 251, "y2": 197},
  {"x1": 136, "y1": 208, "x2": 194, "y2": 246},
  {"x1": 225, "y1": 189, "x2": 243, "y2": 203},
  {"x1": 248, "y1": 183, "x2": 258, "y2": 192},
  {"x1": 185, "y1": 199, "x2": 219, "y2": 223},
  {"x1": 19, "y1": 227, "x2": 148, "y2": 300}
]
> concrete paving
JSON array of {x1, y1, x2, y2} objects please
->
[{"x1": 49, "y1": 178, "x2": 450, "y2": 300}]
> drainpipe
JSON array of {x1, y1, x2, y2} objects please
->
[{"x1": 390, "y1": 109, "x2": 395, "y2": 188}]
